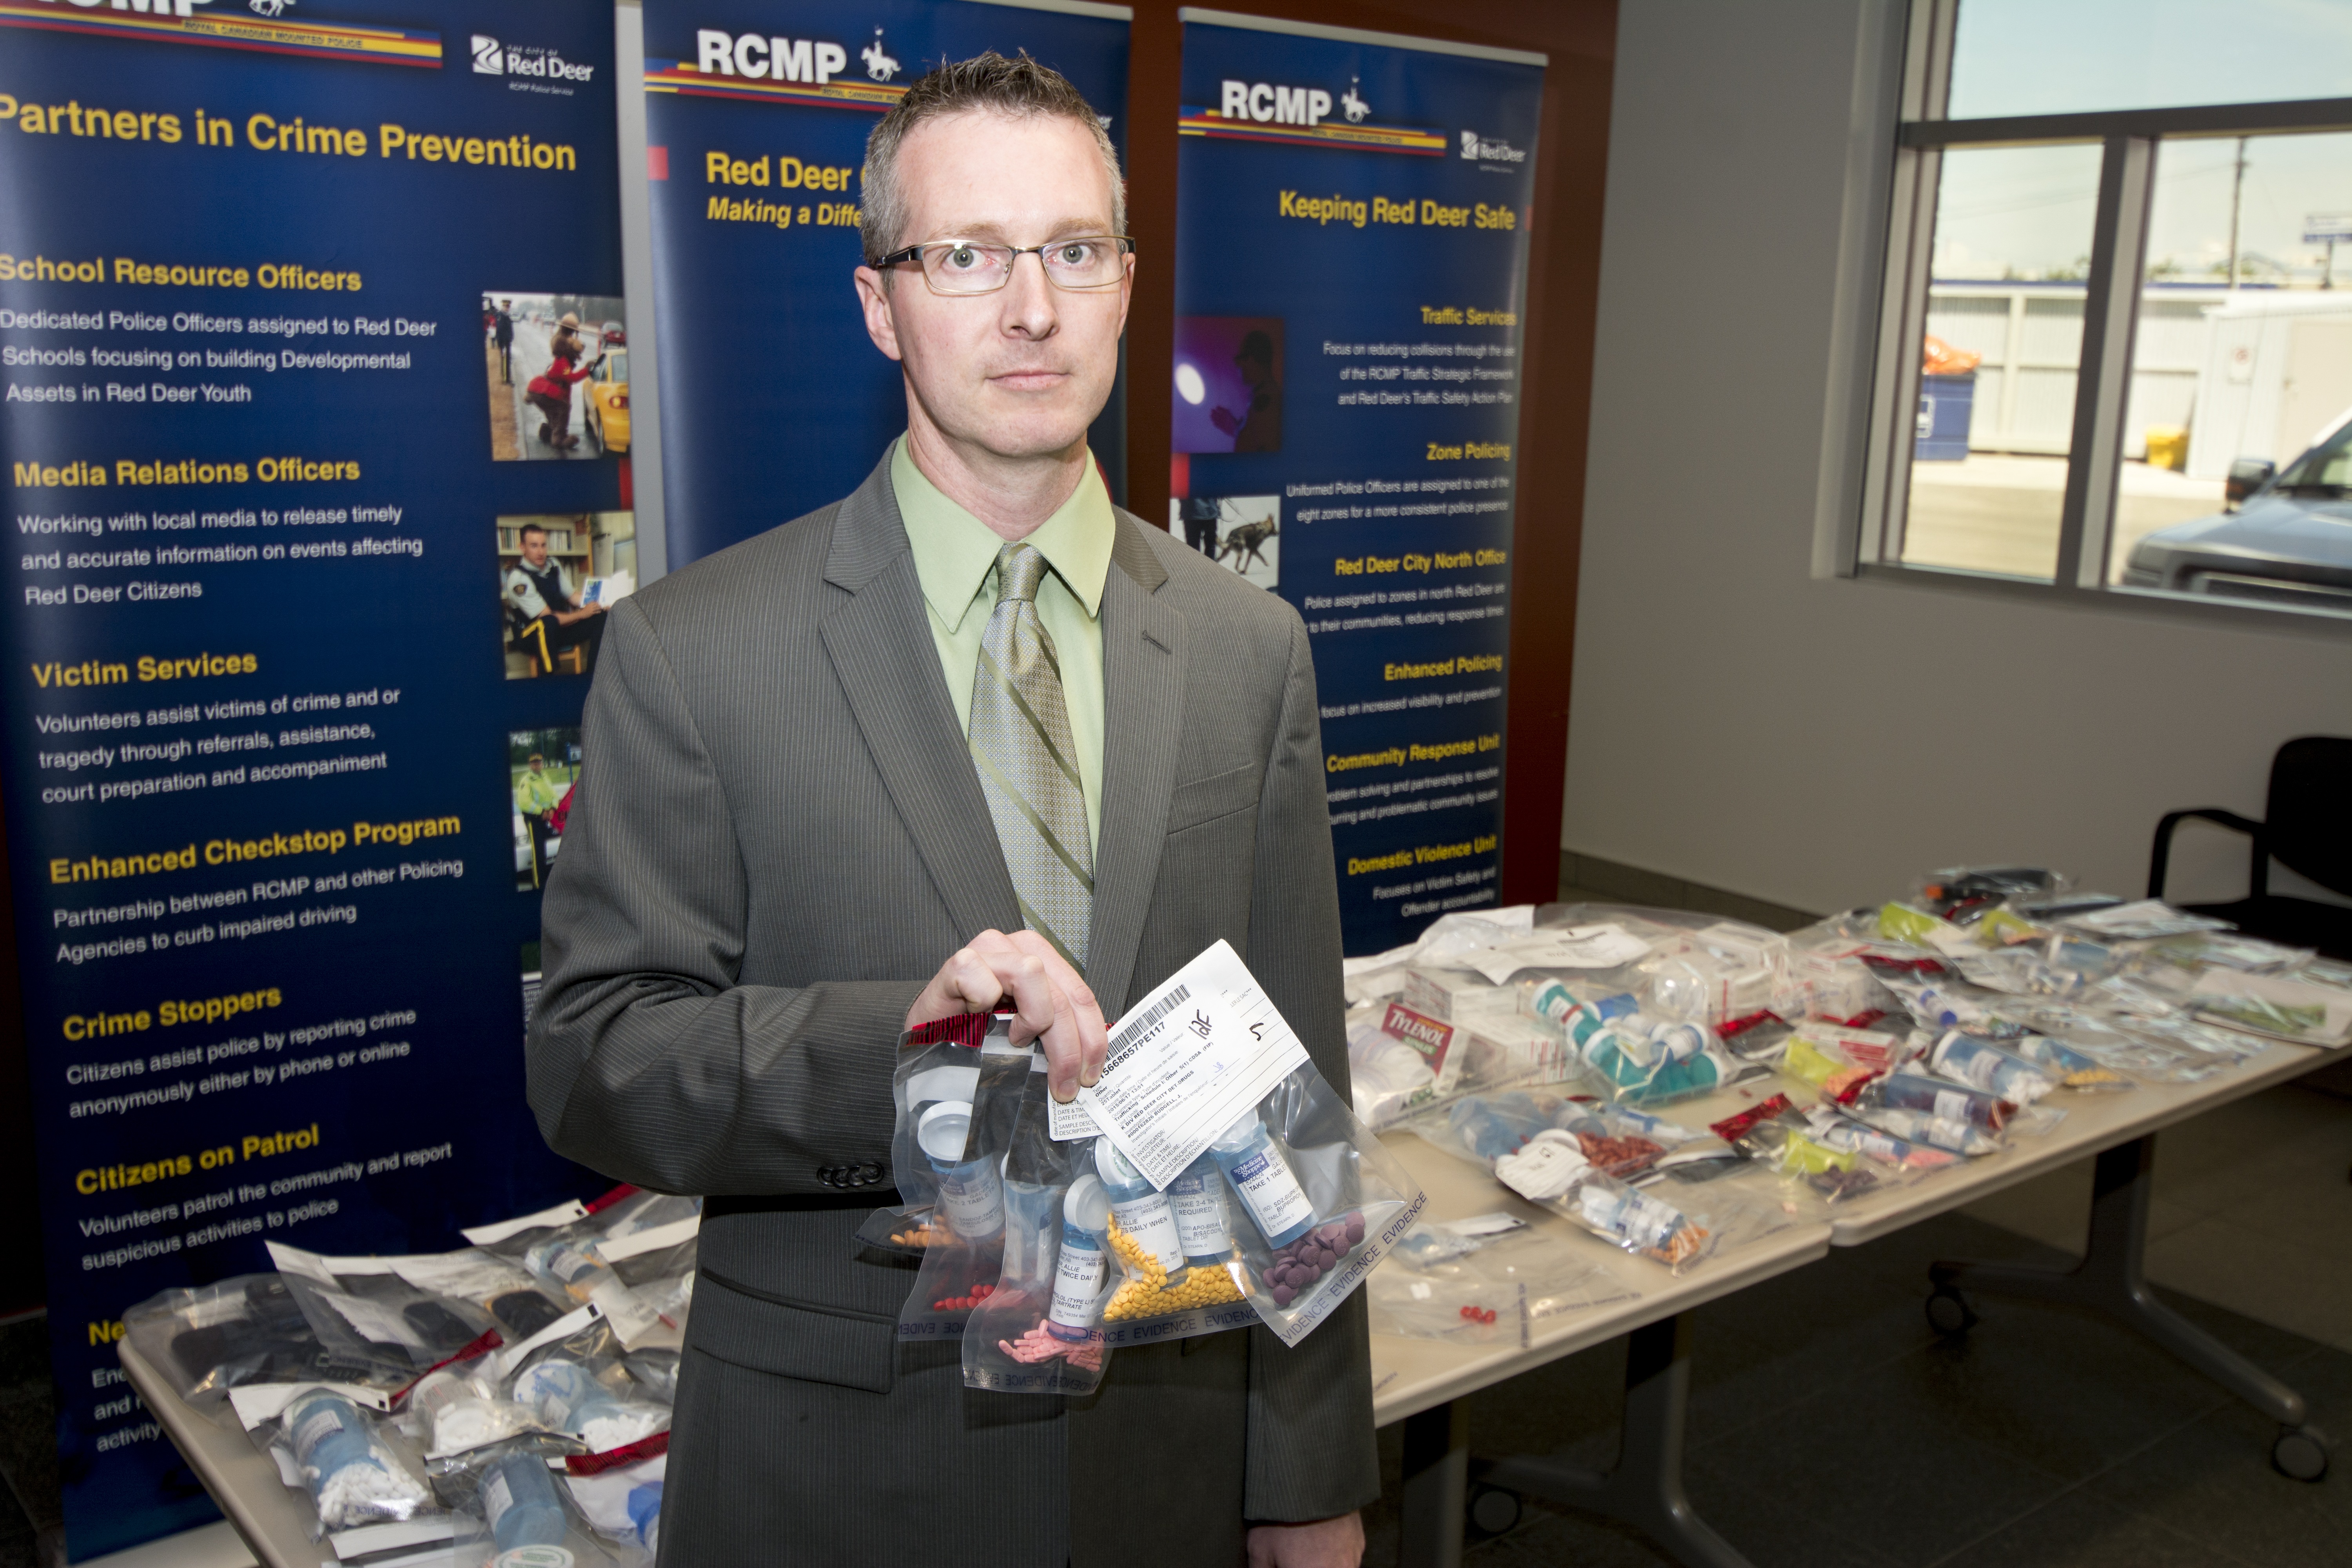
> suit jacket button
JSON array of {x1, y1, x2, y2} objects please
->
[{"x1": 861, "y1": 1163, "x2": 884, "y2": 1184}]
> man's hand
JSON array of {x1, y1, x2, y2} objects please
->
[
  {"x1": 906, "y1": 930, "x2": 1107, "y2": 1102},
  {"x1": 1246, "y1": 1513, "x2": 1363, "y2": 1568}
]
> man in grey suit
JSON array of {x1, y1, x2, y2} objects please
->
[{"x1": 527, "y1": 53, "x2": 1375, "y2": 1567}]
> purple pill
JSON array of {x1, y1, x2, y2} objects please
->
[{"x1": 1271, "y1": 1283, "x2": 1296, "y2": 1307}]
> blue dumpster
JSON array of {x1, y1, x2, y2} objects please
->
[{"x1": 1915, "y1": 372, "x2": 1976, "y2": 461}]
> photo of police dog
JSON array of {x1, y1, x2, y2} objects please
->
[
  {"x1": 499, "y1": 512, "x2": 635, "y2": 679},
  {"x1": 1168, "y1": 493, "x2": 1279, "y2": 590},
  {"x1": 484, "y1": 291, "x2": 629, "y2": 460},
  {"x1": 512, "y1": 727, "x2": 581, "y2": 891}
]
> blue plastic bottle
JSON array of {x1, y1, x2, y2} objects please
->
[
  {"x1": 1166, "y1": 1153, "x2": 1235, "y2": 1265},
  {"x1": 285, "y1": 1391, "x2": 381, "y2": 1497},
  {"x1": 511, "y1": 1359, "x2": 628, "y2": 1440},
  {"x1": 1093, "y1": 1138, "x2": 1185, "y2": 1274},
  {"x1": 1209, "y1": 1111, "x2": 1317, "y2": 1249},
  {"x1": 481, "y1": 1450, "x2": 568, "y2": 1552},
  {"x1": 626, "y1": 1480, "x2": 664, "y2": 1552},
  {"x1": 918, "y1": 1099, "x2": 1005, "y2": 1239},
  {"x1": 1045, "y1": 1174, "x2": 1111, "y2": 1342}
]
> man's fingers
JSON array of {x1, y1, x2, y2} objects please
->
[
  {"x1": 1002, "y1": 931, "x2": 1108, "y2": 1087},
  {"x1": 902, "y1": 946, "x2": 1007, "y2": 1031},
  {"x1": 916, "y1": 931, "x2": 1105, "y2": 1104}
]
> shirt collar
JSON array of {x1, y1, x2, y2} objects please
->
[{"x1": 892, "y1": 436, "x2": 1114, "y2": 633}]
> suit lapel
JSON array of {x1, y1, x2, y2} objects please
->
[
  {"x1": 819, "y1": 459, "x2": 1020, "y2": 942},
  {"x1": 1087, "y1": 513, "x2": 1184, "y2": 1014}
]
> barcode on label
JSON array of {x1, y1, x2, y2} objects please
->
[{"x1": 1107, "y1": 984, "x2": 1192, "y2": 1069}]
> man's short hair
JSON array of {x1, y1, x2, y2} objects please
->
[
  {"x1": 519, "y1": 524, "x2": 548, "y2": 542},
  {"x1": 860, "y1": 51, "x2": 1123, "y2": 268},
  {"x1": 1236, "y1": 330, "x2": 1275, "y2": 368}
]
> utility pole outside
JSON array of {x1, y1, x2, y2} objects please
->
[{"x1": 2225, "y1": 135, "x2": 2249, "y2": 293}]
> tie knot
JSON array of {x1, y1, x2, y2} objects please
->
[{"x1": 994, "y1": 543, "x2": 1051, "y2": 606}]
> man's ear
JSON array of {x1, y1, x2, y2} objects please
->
[{"x1": 854, "y1": 265, "x2": 905, "y2": 363}]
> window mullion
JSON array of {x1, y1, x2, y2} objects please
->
[
  {"x1": 1861, "y1": 143, "x2": 1939, "y2": 569},
  {"x1": 2054, "y1": 134, "x2": 2156, "y2": 589},
  {"x1": 1901, "y1": 0, "x2": 1958, "y2": 122}
]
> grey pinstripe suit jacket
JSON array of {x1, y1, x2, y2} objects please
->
[{"x1": 525, "y1": 455, "x2": 1379, "y2": 1567}]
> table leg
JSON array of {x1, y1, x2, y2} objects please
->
[
  {"x1": 1929, "y1": 1134, "x2": 2325, "y2": 1473},
  {"x1": 1397, "y1": 1400, "x2": 1468, "y2": 1568},
  {"x1": 1474, "y1": 1313, "x2": 1754, "y2": 1568}
]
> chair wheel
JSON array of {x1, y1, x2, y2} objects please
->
[
  {"x1": 1926, "y1": 1286, "x2": 1978, "y2": 1336},
  {"x1": 2273, "y1": 1424, "x2": 2329, "y2": 1483},
  {"x1": 1468, "y1": 1485, "x2": 1521, "y2": 1536}
]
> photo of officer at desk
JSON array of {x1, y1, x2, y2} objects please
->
[{"x1": 497, "y1": 512, "x2": 635, "y2": 679}]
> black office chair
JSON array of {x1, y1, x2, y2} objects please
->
[{"x1": 2147, "y1": 736, "x2": 2352, "y2": 962}]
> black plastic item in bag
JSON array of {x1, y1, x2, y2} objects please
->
[
  {"x1": 123, "y1": 1274, "x2": 337, "y2": 1402},
  {"x1": 269, "y1": 1245, "x2": 497, "y2": 1392}
]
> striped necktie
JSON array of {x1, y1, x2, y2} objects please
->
[{"x1": 968, "y1": 542, "x2": 1093, "y2": 970}]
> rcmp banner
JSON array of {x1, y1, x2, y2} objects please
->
[
  {"x1": 1170, "y1": 10, "x2": 1544, "y2": 953},
  {"x1": 639, "y1": 0, "x2": 1132, "y2": 566}
]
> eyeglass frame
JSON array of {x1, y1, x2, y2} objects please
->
[{"x1": 871, "y1": 234, "x2": 1138, "y2": 295}]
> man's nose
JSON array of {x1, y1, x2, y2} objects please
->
[{"x1": 998, "y1": 251, "x2": 1060, "y2": 338}]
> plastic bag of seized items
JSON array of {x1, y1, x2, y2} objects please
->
[
  {"x1": 861, "y1": 1010, "x2": 1032, "y2": 1342},
  {"x1": 961, "y1": 1053, "x2": 1116, "y2": 1394},
  {"x1": 1369, "y1": 1216, "x2": 1638, "y2": 1348}
]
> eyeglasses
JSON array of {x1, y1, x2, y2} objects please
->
[{"x1": 875, "y1": 236, "x2": 1135, "y2": 296}]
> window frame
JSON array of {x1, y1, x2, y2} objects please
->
[{"x1": 1844, "y1": 0, "x2": 2352, "y2": 631}]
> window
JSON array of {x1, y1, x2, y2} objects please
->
[{"x1": 1857, "y1": 0, "x2": 2352, "y2": 619}]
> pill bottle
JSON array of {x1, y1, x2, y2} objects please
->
[
  {"x1": 1094, "y1": 1139, "x2": 1185, "y2": 1274},
  {"x1": 1524, "y1": 982, "x2": 1636, "y2": 1039},
  {"x1": 287, "y1": 1391, "x2": 380, "y2": 1486},
  {"x1": 626, "y1": 1480, "x2": 664, "y2": 1552},
  {"x1": 512, "y1": 1362, "x2": 619, "y2": 1436},
  {"x1": 523, "y1": 1236, "x2": 619, "y2": 1308},
  {"x1": 1047, "y1": 1174, "x2": 1111, "y2": 1341},
  {"x1": 918, "y1": 1099, "x2": 1005, "y2": 1239},
  {"x1": 1167, "y1": 1152, "x2": 1236, "y2": 1265},
  {"x1": 481, "y1": 1450, "x2": 569, "y2": 1552},
  {"x1": 405, "y1": 1369, "x2": 474, "y2": 1426},
  {"x1": 1209, "y1": 1111, "x2": 1317, "y2": 1249}
]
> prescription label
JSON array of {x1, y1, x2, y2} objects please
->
[
  {"x1": 1048, "y1": 1229, "x2": 1107, "y2": 1333},
  {"x1": 1074, "y1": 941, "x2": 1311, "y2": 1190},
  {"x1": 1169, "y1": 1167, "x2": 1232, "y2": 1257}
]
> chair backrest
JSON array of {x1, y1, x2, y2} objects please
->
[{"x1": 2265, "y1": 736, "x2": 2352, "y2": 898}]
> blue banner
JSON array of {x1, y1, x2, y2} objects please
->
[
  {"x1": 641, "y1": 0, "x2": 1132, "y2": 566},
  {"x1": 1172, "y1": 15, "x2": 1542, "y2": 955},
  {"x1": 0, "y1": 2, "x2": 620, "y2": 1554}
]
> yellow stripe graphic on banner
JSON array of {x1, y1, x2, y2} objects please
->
[
  {"x1": 0, "y1": 0, "x2": 441, "y2": 67},
  {"x1": 1176, "y1": 109, "x2": 1448, "y2": 156},
  {"x1": 643, "y1": 62, "x2": 904, "y2": 113}
]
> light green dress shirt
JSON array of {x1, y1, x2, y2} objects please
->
[{"x1": 891, "y1": 437, "x2": 1112, "y2": 853}]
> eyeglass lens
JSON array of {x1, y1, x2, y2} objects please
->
[{"x1": 922, "y1": 240, "x2": 1123, "y2": 292}]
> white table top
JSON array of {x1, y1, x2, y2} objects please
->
[
  {"x1": 118, "y1": 1339, "x2": 319, "y2": 1568},
  {"x1": 1363, "y1": 1032, "x2": 2333, "y2": 1421},
  {"x1": 1367, "y1": 1128, "x2": 1833, "y2": 1425},
  {"x1": 1821, "y1": 1039, "x2": 2323, "y2": 1244},
  {"x1": 123, "y1": 1033, "x2": 2329, "y2": 1557}
]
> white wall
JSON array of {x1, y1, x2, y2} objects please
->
[{"x1": 1564, "y1": 0, "x2": 2352, "y2": 916}]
